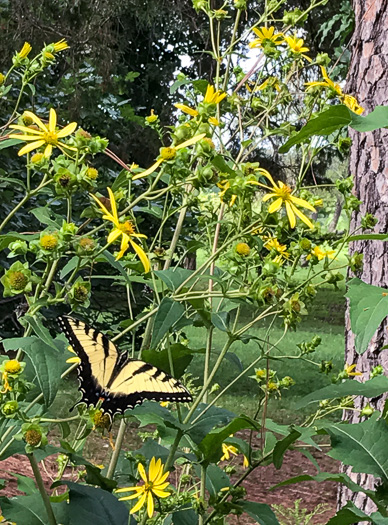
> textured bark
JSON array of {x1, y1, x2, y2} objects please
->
[
  {"x1": 338, "y1": 0, "x2": 388, "y2": 514},
  {"x1": 328, "y1": 197, "x2": 343, "y2": 233}
]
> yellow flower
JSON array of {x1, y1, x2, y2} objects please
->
[
  {"x1": 129, "y1": 162, "x2": 139, "y2": 170},
  {"x1": 345, "y1": 364, "x2": 362, "y2": 377},
  {"x1": 307, "y1": 246, "x2": 336, "y2": 261},
  {"x1": 4, "y1": 360, "x2": 21, "y2": 374},
  {"x1": 285, "y1": 35, "x2": 311, "y2": 61},
  {"x1": 249, "y1": 27, "x2": 284, "y2": 49},
  {"x1": 133, "y1": 134, "x2": 205, "y2": 180},
  {"x1": 1, "y1": 372, "x2": 11, "y2": 393},
  {"x1": 264, "y1": 237, "x2": 289, "y2": 257},
  {"x1": 146, "y1": 109, "x2": 159, "y2": 123},
  {"x1": 40, "y1": 233, "x2": 58, "y2": 250},
  {"x1": 90, "y1": 187, "x2": 150, "y2": 271},
  {"x1": 9, "y1": 108, "x2": 77, "y2": 157},
  {"x1": 116, "y1": 457, "x2": 170, "y2": 518},
  {"x1": 343, "y1": 94, "x2": 364, "y2": 115},
  {"x1": 236, "y1": 242, "x2": 250, "y2": 256},
  {"x1": 53, "y1": 39, "x2": 69, "y2": 53},
  {"x1": 256, "y1": 169, "x2": 316, "y2": 229},
  {"x1": 257, "y1": 76, "x2": 281, "y2": 92},
  {"x1": 208, "y1": 116, "x2": 220, "y2": 126},
  {"x1": 174, "y1": 103, "x2": 199, "y2": 117},
  {"x1": 66, "y1": 345, "x2": 81, "y2": 364},
  {"x1": 305, "y1": 66, "x2": 342, "y2": 96},
  {"x1": 204, "y1": 84, "x2": 227, "y2": 105},
  {"x1": 221, "y1": 443, "x2": 239, "y2": 461},
  {"x1": 217, "y1": 180, "x2": 237, "y2": 206},
  {"x1": 18, "y1": 42, "x2": 32, "y2": 59}
]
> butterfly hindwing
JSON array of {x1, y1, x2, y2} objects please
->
[{"x1": 58, "y1": 316, "x2": 192, "y2": 417}]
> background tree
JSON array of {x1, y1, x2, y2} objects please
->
[{"x1": 338, "y1": 0, "x2": 388, "y2": 513}]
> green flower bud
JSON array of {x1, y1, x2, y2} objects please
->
[
  {"x1": 371, "y1": 365, "x2": 384, "y2": 378},
  {"x1": 320, "y1": 360, "x2": 333, "y2": 374},
  {"x1": 349, "y1": 252, "x2": 363, "y2": 273},
  {"x1": 361, "y1": 213, "x2": 378, "y2": 230},
  {"x1": 316, "y1": 53, "x2": 330, "y2": 66},
  {"x1": 1, "y1": 261, "x2": 34, "y2": 296},
  {"x1": 336, "y1": 176, "x2": 353, "y2": 194},
  {"x1": 299, "y1": 238, "x2": 311, "y2": 252},
  {"x1": 337, "y1": 137, "x2": 352, "y2": 155},
  {"x1": 2, "y1": 400, "x2": 18, "y2": 415},
  {"x1": 360, "y1": 404, "x2": 374, "y2": 418},
  {"x1": 192, "y1": 0, "x2": 207, "y2": 11}
]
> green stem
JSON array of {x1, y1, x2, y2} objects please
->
[
  {"x1": 0, "y1": 192, "x2": 30, "y2": 232},
  {"x1": 198, "y1": 464, "x2": 207, "y2": 525},
  {"x1": 27, "y1": 453, "x2": 57, "y2": 525},
  {"x1": 106, "y1": 419, "x2": 127, "y2": 479},
  {"x1": 164, "y1": 429, "x2": 184, "y2": 471}
]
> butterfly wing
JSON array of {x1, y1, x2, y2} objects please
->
[
  {"x1": 58, "y1": 316, "x2": 192, "y2": 417},
  {"x1": 100, "y1": 359, "x2": 192, "y2": 415},
  {"x1": 58, "y1": 316, "x2": 120, "y2": 410}
]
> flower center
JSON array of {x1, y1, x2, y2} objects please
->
[
  {"x1": 43, "y1": 131, "x2": 58, "y2": 145},
  {"x1": 160, "y1": 147, "x2": 177, "y2": 161},
  {"x1": 118, "y1": 221, "x2": 135, "y2": 235},
  {"x1": 277, "y1": 185, "x2": 292, "y2": 199},
  {"x1": 145, "y1": 482, "x2": 153, "y2": 491}
]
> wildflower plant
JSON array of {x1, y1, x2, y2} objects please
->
[{"x1": 0, "y1": 5, "x2": 387, "y2": 525}]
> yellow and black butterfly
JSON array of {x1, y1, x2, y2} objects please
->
[{"x1": 58, "y1": 316, "x2": 192, "y2": 418}]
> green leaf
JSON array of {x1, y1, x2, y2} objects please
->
[
  {"x1": 346, "y1": 278, "x2": 388, "y2": 354},
  {"x1": 155, "y1": 268, "x2": 195, "y2": 290},
  {"x1": 84, "y1": 464, "x2": 117, "y2": 491},
  {"x1": 60, "y1": 257, "x2": 80, "y2": 279},
  {"x1": 188, "y1": 404, "x2": 237, "y2": 444},
  {"x1": 348, "y1": 233, "x2": 388, "y2": 242},
  {"x1": 211, "y1": 311, "x2": 230, "y2": 332},
  {"x1": 198, "y1": 415, "x2": 260, "y2": 463},
  {"x1": 296, "y1": 376, "x2": 388, "y2": 408},
  {"x1": 323, "y1": 416, "x2": 388, "y2": 481},
  {"x1": 23, "y1": 314, "x2": 60, "y2": 352},
  {"x1": 279, "y1": 105, "x2": 351, "y2": 153},
  {"x1": 172, "y1": 507, "x2": 199, "y2": 525},
  {"x1": 0, "y1": 138, "x2": 25, "y2": 150},
  {"x1": 198, "y1": 464, "x2": 230, "y2": 496},
  {"x1": 130, "y1": 401, "x2": 186, "y2": 432},
  {"x1": 142, "y1": 343, "x2": 197, "y2": 378},
  {"x1": 60, "y1": 481, "x2": 129, "y2": 525},
  {"x1": 137, "y1": 206, "x2": 163, "y2": 218},
  {"x1": 0, "y1": 493, "x2": 69, "y2": 525},
  {"x1": 102, "y1": 250, "x2": 133, "y2": 286},
  {"x1": 30, "y1": 207, "x2": 62, "y2": 228},
  {"x1": 13, "y1": 473, "x2": 39, "y2": 495},
  {"x1": 23, "y1": 339, "x2": 62, "y2": 407},
  {"x1": 350, "y1": 106, "x2": 388, "y2": 132},
  {"x1": 326, "y1": 501, "x2": 373, "y2": 525},
  {"x1": 237, "y1": 501, "x2": 280, "y2": 525},
  {"x1": 0, "y1": 232, "x2": 39, "y2": 251},
  {"x1": 211, "y1": 154, "x2": 236, "y2": 175},
  {"x1": 2, "y1": 336, "x2": 39, "y2": 351},
  {"x1": 273, "y1": 429, "x2": 301, "y2": 469},
  {"x1": 150, "y1": 297, "x2": 185, "y2": 348}
]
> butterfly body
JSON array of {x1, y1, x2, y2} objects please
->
[{"x1": 58, "y1": 316, "x2": 192, "y2": 417}]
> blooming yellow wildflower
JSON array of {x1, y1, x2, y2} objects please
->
[
  {"x1": 116, "y1": 457, "x2": 170, "y2": 518},
  {"x1": 345, "y1": 364, "x2": 362, "y2": 377},
  {"x1": 90, "y1": 187, "x2": 150, "y2": 271},
  {"x1": 134, "y1": 134, "x2": 205, "y2": 180},
  {"x1": 220, "y1": 443, "x2": 239, "y2": 461},
  {"x1": 9, "y1": 108, "x2": 77, "y2": 157},
  {"x1": 18, "y1": 42, "x2": 32, "y2": 59},
  {"x1": 264, "y1": 237, "x2": 289, "y2": 257},
  {"x1": 255, "y1": 169, "x2": 316, "y2": 229},
  {"x1": 249, "y1": 27, "x2": 284, "y2": 49},
  {"x1": 307, "y1": 246, "x2": 336, "y2": 261},
  {"x1": 217, "y1": 180, "x2": 237, "y2": 206},
  {"x1": 208, "y1": 116, "x2": 220, "y2": 126},
  {"x1": 4, "y1": 360, "x2": 21, "y2": 374},
  {"x1": 204, "y1": 84, "x2": 227, "y2": 105},
  {"x1": 40, "y1": 233, "x2": 58, "y2": 250},
  {"x1": 305, "y1": 66, "x2": 342, "y2": 96},
  {"x1": 285, "y1": 35, "x2": 311, "y2": 61},
  {"x1": 343, "y1": 94, "x2": 364, "y2": 115},
  {"x1": 53, "y1": 39, "x2": 69, "y2": 53},
  {"x1": 145, "y1": 109, "x2": 159, "y2": 123}
]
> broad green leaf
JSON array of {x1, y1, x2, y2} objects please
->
[
  {"x1": 279, "y1": 105, "x2": 351, "y2": 153},
  {"x1": 198, "y1": 415, "x2": 260, "y2": 463},
  {"x1": 60, "y1": 482, "x2": 129, "y2": 525},
  {"x1": 155, "y1": 268, "x2": 194, "y2": 290},
  {"x1": 172, "y1": 507, "x2": 199, "y2": 525},
  {"x1": 23, "y1": 339, "x2": 62, "y2": 407},
  {"x1": 142, "y1": 343, "x2": 198, "y2": 378},
  {"x1": 273, "y1": 429, "x2": 301, "y2": 469},
  {"x1": 211, "y1": 154, "x2": 236, "y2": 175},
  {"x1": 102, "y1": 250, "x2": 133, "y2": 286},
  {"x1": 346, "y1": 278, "x2": 388, "y2": 353},
  {"x1": 2, "y1": 336, "x2": 39, "y2": 351},
  {"x1": 130, "y1": 401, "x2": 186, "y2": 431},
  {"x1": 350, "y1": 105, "x2": 388, "y2": 132},
  {"x1": 193, "y1": 463, "x2": 230, "y2": 496},
  {"x1": 326, "y1": 502, "x2": 372, "y2": 525},
  {"x1": 30, "y1": 207, "x2": 63, "y2": 228},
  {"x1": 0, "y1": 232, "x2": 39, "y2": 251},
  {"x1": 23, "y1": 314, "x2": 60, "y2": 351},
  {"x1": 60, "y1": 256, "x2": 80, "y2": 279},
  {"x1": 137, "y1": 205, "x2": 163, "y2": 218},
  {"x1": 13, "y1": 473, "x2": 39, "y2": 495},
  {"x1": 0, "y1": 138, "x2": 24, "y2": 150},
  {"x1": 296, "y1": 376, "x2": 388, "y2": 408},
  {"x1": 211, "y1": 311, "x2": 230, "y2": 332},
  {"x1": 0, "y1": 493, "x2": 69, "y2": 525},
  {"x1": 188, "y1": 404, "x2": 237, "y2": 444},
  {"x1": 237, "y1": 501, "x2": 280, "y2": 525},
  {"x1": 150, "y1": 297, "x2": 185, "y2": 348},
  {"x1": 323, "y1": 416, "x2": 388, "y2": 481},
  {"x1": 84, "y1": 464, "x2": 117, "y2": 491}
]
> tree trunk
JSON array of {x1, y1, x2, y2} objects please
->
[
  {"x1": 328, "y1": 196, "x2": 343, "y2": 233},
  {"x1": 338, "y1": 0, "x2": 388, "y2": 514}
]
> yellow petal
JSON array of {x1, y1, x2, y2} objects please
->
[
  {"x1": 57, "y1": 121, "x2": 77, "y2": 138},
  {"x1": 133, "y1": 158, "x2": 164, "y2": 180},
  {"x1": 57, "y1": 141, "x2": 77, "y2": 152},
  {"x1": 138, "y1": 463, "x2": 148, "y2": 483},
  {"x1": 175, "y1": 133, "x2": 206, "y2": 150},
  {"x1": 155, "y1": 471, "x2": 170, "y2": 486},
  {"x1": 89, "y1": 193, "x2": 117, "y2": 224},
  {"x1": 174, "y1": 103, "x2": 199, "y2": 117},
  {"x1": 257, "y1": 168, "x2": 278, "y2": 189},
  {"x1": 130, "y1": 492, "x2": 147, "y2": 515},
  {"x1": 152, "y1": 488, "x2": 170, "y2": 498},
  {"x1": 9, "y1": 124, "x2": 43, "y2": 135},
  {"x1": 285, "y1": 201, "x2": 296, "y2": 228},
  {"x1": 290, "y1": 195, "x2": 316, "y2": 212},
  {"x1": 44, "y1": 144, "x2": 53, "y2": 157},
  {"x1": 118, "y1": 492, "x2": 143, "y2": 501},
  {"x1": 116, "y1": 233, "x2": 130, "y2": 260},
  {"x1": 23, "y1": 111, "x2": 48, "y2": 132},
  {"x1": 9, "y1": 134, "x2": 44, "y2": 141},
  {"x1": 129, "y1": 239, "x2": 150, "y2": 273},
  {"x1": 107, "y1": 187, "x2": 118, "y2": 221},
  {"x1": 115, "y1": 486, "x2": 142, "y2": 494},
  {"x1": 291, "y1": 204, "x2": 314, "y2": 229},
  {"x1": 148, "y1": 457, "x2": 158, "y2": 483},
  {"x1": 49, "y1": 108, "x2": 57, "y2": 132},
  {"x1": 268, "y1": 197, "x2": 283, "y2": 213},
  {"x1": 18, "y1": 140, "x2": 45, "y2": 155},
  {"x1": 107, "y1": 229, "x2": 122, "y2": 244},
  {"x1": 147, "y1": 491, "x2": 154, "y2": 518},
  {"x1": 262, "y1": 192, "x2": 278, "y2": 202}
]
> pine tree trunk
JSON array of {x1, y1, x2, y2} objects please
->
[{"x1": 338, "y1": 0, "x2": 388, "y2": 514}]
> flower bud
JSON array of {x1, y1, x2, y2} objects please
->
[
  {"x1": 4, "y1": 360, "x2": 21, "y2": 374},
  {"x1": 7, "y1": 271, "x2": 29, "y2": 291},
  {"x1": 24, "y1": 429, "x2": 42, "y2": 447},
  {"x1": 235, "y1": 243, "x2": 250, "y2": 256},
  {"x1": 2, "y1": 400, "x2": 18, "y2": 415},
  {"x1": 40, "y1": 233, "x2": 58, "y2": 251}
]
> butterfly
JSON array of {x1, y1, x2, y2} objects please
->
[{"x1": 58, "y1": 316, "x2": 192, "y2": 418}]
